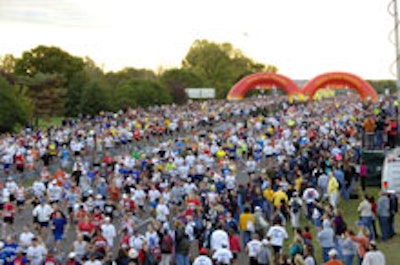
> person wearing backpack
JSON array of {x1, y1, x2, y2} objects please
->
[
  {"x1": 289, "y1": 192, "x2": 302, "y2": 229},
  {"x1": 160, "y1": 229, "x2": 173, "y2": 265}
]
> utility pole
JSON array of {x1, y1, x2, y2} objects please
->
[{"x1": 393, "y1": 0, "x2": 400, "y2": 101}]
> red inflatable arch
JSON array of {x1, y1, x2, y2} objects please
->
[
  {"x1": 303, "y1": 72, "x2": 378, "y2": 101},
  {"x1": 227, "y1": 72, "x2": 301, "y2": 100}
]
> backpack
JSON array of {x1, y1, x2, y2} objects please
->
[
  {"x1": 151, "y1": 246, "x2": 162, "y2": 263},
  {"x1": 160, "y1": 234, "x2": 173, "y2": 253},
  {"x1": 291, "y1": 200, "x2": 301, "y2": 214}
]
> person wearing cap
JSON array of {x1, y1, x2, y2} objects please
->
[
  {"x1": 67, "y1": 252, "x2": 80, "y2": 265},
  {"x1": 32, "y1": 198, "x2": 53, "y2": 238},
  {"x1": 212, "y1": 243, "x2": 233, "y2": 265},
  {"x1": 193, "y1": 248, "x2": 212, "y2": 265},
  {"x1": 362, "y1": 240, "x2": 385, "y2": 265},
  {"x1": 325, "y1": 249, "x2": 343, "y2": 265}
]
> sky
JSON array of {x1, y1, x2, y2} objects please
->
[{"x1": 0, "y1": 0, "x2": 397, "y2": 80}]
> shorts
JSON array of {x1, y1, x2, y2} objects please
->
[
  {"x1": 39, "y1": 221, "x2": 49, "y2": 227},
  {"x1": 3, "y1": 217, "x2": 13, "y2": 224},
  {"x1": 50, "y1": 200, "x2": 59, "y2": 204},
  {"x1": 9, "y1": 195, "x2": 15, "y2": 202},
  {"x1": 16, "y1": 200, "x2": 25, "y2": 206},
  {"x1": 68, "y1": 206, "x2": 73, "y2": 214},
  {"x1": 53, "y1": 233, "x2": 63, "y2": 241},
  {"x1": 272, "y1": 245, "x2": 282, "y2": 254}
]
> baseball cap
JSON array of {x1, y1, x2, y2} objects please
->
[
  {"x1": 68, "y1": 252, "x2": 76, "y2": 259},
  {"x1": 199, "y1": 248, "x2": 208, "y2": 255},
  {"x1": 328, "y1": 249, "x2": 338, "y2": 257},
  {"x1": 262, "y1": 239, "x2": 269, "y2": 245}
]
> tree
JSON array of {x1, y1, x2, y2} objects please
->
[
  {"x1": 80, "y1": 78, "x2": 111, "y2": 116},
  {"x1": 368, "y1": 80, "x2": 396, "y2": 95},
  {"x1": 105, "y1": 67, "x2": 157, "y2": 89},
  {"x1": 182, "y1": 39, "x2": 277, "y2": 98},
  {"x1": 14, "y1": 46, "x2": 85, "y2": 116},
  {"x1": 0, "y1": 54, "x2": 16, "y2": 73},
  {"x1": 114, "y1": 79, "x2": 172, "y2": 110},
  {"x1": 160, "y1": 68, "x2": 204, "y2": 104},
  {"x1": 17, "y1": 72, "x2": 66, "y2": 124},
  {"x1": 0, "y1": 76, "x2": 32, "y2": 133}
]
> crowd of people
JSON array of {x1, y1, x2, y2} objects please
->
[{"x1": 0, "y1": 94, "x2": 395, "y2": 265}]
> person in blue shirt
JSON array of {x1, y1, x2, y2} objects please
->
[
  {"x1": 51, "y1": 211, "x2": 67, "y2": 252},
  {"x1": 2, "y1": 236, "x2": 18, "y2": 265}
]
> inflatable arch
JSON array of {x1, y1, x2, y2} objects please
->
[
  {"x1": 302, "y1": 72, "x2": 378, "y2": 101},
  {"x1": 227, "y1": 72, "x2": 301, "y2": 100}
]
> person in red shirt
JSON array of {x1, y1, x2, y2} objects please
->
[
  {"x1": 92, "y1": 207, "x2": 103, "y2": 231},
  {"x1": 74, "y1": 205, "x2": 88, "y2": 224},
  {"x1": 229, "y1": 228, "x2": 241, "y2": 262},
  {"x1": 43, "y1": 251, "x2": 57, "y2": 265},
  {"x1": 2, "y1": 197, "x2": 15, "y2": 234},
  {"x1": 92, "y1": 229, "x2": 108, "y2": 255},
  {"x1": 77, "y1": 215, "x2": 95, "y2": 241},
  {"x1": 122, "y1": 194, "x2": 135, "y2": 213},
  {"x1": 325, "y1": 249, "x2": 343, "y2": 265}
]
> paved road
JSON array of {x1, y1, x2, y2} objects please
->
[{"x1": 0, "y1": 119, "x2": 265, "y2": 264}]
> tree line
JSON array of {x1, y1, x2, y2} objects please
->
[{"x1": 0, "y1": 39, "x2": 277, "y2": 132}]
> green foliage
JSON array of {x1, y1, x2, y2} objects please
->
[
  {"x1": 160, "y1": 68, "x2": 204, "y2": 104},
  {"x1": 18, "y1": 72, "x2": 66, "y2": 120},
  {"x1": 106, "y1": 67, "x2": 157, "y2": 88},
  {"x1": 114, "y1": 79, "x2": 172, "y2": 110},
  {"x1": 368, "y1": 80, "x2": 396, "y2": 94},
  {"x1": 80, "y1": 78, "x2": 112, "y2": 116},
  {"x1": 0, "y1": 76, "x2": 32, "y2": 133},
  {"x1": 14, "y1": 45, "x2": 84, "y2": 79},
  {"x1": 182, "y1": 39, "x2": 277, "y2": 98},
  {"x1": 0, "y1": 54, "x2": 16, "y2": 73}
]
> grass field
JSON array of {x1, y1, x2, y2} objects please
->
[{"x1": 284, "y1": 186, "x2": 398, "y2": 264}]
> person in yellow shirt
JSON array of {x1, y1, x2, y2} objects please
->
[
  {"x1": 294, "y1": 174, "x2": 304, "y2": 193},
  {"x1": 239, "y1": 207, "x2": 255, "y2": 246},
  {"x1": 327, "y1": 173, "x2": 339, "y2": 209},
  {"x1": 272, "y1": 187, "x2": 289, "y2": 208}
]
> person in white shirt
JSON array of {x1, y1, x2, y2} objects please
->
[
  {"x1": 19, "y1": 225, "x2": 35, "y2": 249},
  {"x1": 212, "y1": 244, "x2": 233, "y2": 265},
  {"x1": 101, "y1": 217, "x2": 116, "y2": 248},
  {"x1": 155, "y1": 198, "x2": 169, "y2": 222},
  {"x1": 362, "y1": 241, "x2": 385, "y2": 265},
  {"x1": 210, "y1": 224, "x2": 230, "y2": 251},
  {"x1": 246, "y1": 233, "x2": 262, "y2": 264},
  {"x1": 83, "y1": 254, "x2": 102, "y2": 265},
  {"x1": 193, "y1": 248, "x2": 213, "y2": 265},
  {"x1": 32, "y1": 199, "x2": 53, "y2": 237},
  {"x1": 302, "y1": 186, "x2": 320, "y2": 221},
  {"x1": 266, "y1": 220, "x2": 288, "y2": 259},
  {"x1": 129, "y1": 231, "x2": 145, "y2": 251},
  {"x1": 47, "y1": 180, "x2": 62, "y2": 203},
  {"x1": 32, "y1": 180, "x2": 46, "y2": 198},
  {"x1": 26, "y1": 237, "x2": 47, "y2": 265}
]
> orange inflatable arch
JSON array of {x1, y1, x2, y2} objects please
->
[
  {"x1": 227, "y1": 72, "x2": 301, "y2": 100},
  {"x1": 303, "y1": 72, "x2": 378, "y2": 101}
]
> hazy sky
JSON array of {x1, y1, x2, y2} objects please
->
[{"x1": 0, "y1": 0, "x2": 397, "y2": 79}]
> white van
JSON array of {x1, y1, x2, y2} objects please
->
[{"x1": 381, "y1": 148, "x2": 400, "y2": 193}]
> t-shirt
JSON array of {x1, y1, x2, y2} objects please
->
[
  {"x1": 247, "y1": 240, "x2": 261, "y2": 257},
  {"x1": 210, "y1": 230, "x2": 229, "y2": 251},
  {"x1": 267, "y1": 225, "x2": 288, "y2": 247},
  {"x1": 53, "y1": 217, "x2": 67, "y2": 236},
  {"x1": 193, "y1": 255, "x2": 213, "y2": 265},
  {"x1": 212, "y1": 248, "x2": 233, "y2": 265}
]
